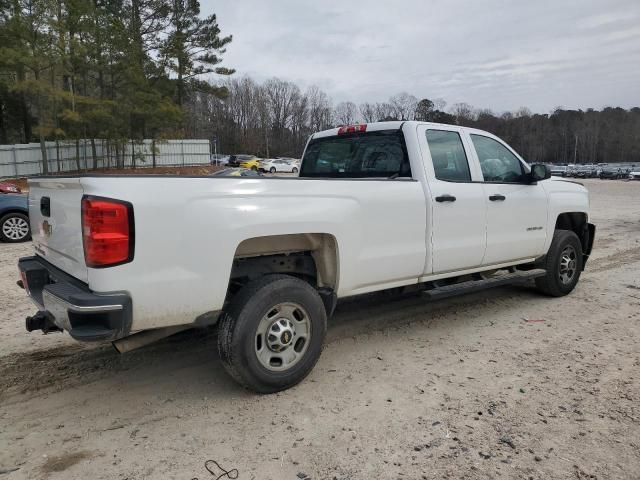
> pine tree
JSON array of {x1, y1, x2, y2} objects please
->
[{"x1": 162, "y1": 0, "x2": 233, "y2": 107}]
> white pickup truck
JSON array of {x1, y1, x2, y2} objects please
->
[{"x1": 18, "y1": 121, "x2": 595, "y2": 393}]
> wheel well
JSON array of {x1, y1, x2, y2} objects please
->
[
  {"x1": 229, "y1": 232, "x2": 338, "y2": 288},
  {"x1": 1, "y1": 209, "x2": 28, "y2": 218},
  {"x1": 555, "y1": 212, "x2": 589, "y2": 252}
]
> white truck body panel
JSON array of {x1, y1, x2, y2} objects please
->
[
  {"x1": 23, "y1": 121, "x2": 591, "y2": 334},
  {"x1": 27, "y1": 179, "x2": 88, "y2": 282},
  {"x1": 78, "y1": 176, "x2": 427, "y2": 330}
]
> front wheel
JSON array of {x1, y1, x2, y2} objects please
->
[
  {"x1": 218, "y1": 275, "x2": 327, "y2": 393},
  {"x1": 292, "y1": 167, "x2": 299, "y2": 174},
  {"x1": 0, "y1": 213, "x2": 31, "y2": 242},
  {"x1": 536, "y1": 229, "x2": 582, "y2": 296},
  {"x1": 269, "y1": 167, "x2": 276, "y2": 173}
]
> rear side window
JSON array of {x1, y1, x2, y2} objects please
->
[
  {"x1": 471, "y1": 134, "x2": 525, "y2": 183},
  {"x1": 425, "y1": 130, "x2": 471, "y2": 182},
  {"x1": 300, "y1": 130, "x2": 411, "y2": 178}
]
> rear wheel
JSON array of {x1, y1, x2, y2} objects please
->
[
  {"x1": 218, "y1": 275, "x2": 327, "y2": 393},
  {"x1": 536, "y1": 229, "x2": 582, "y2": 296},
  {"x1": 292, "y1": 167, "x2": 299, "y2": 174},
  {"x1": 269, "y1": 167, "x2": 276, "y2": 173},
  {"x1": 0, "y1": 213, "x2": 31, "y2": 242}
]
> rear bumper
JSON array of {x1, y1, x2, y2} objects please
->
[{"x1": 18, "y1": 256, "x2": 132, "y2": 341}]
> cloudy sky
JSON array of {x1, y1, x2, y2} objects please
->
[{"x1": 205, "y1": 0, "x2": 640, "y2": 114}]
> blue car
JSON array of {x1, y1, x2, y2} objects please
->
[{"x1": 0, "y1": 193, "x2": 30, "y2": 242}]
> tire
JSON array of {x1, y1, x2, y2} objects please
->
[
  {"x1": 269, "y1": 167, "x2": 276, "y2": 173},
  {"x1": 218, "y1": 274, "x2": 327, "y2": 393},
  {"x1": 292, "y1": 167, "x2": 298, "y2": 174},
  {"x1": 0, "y1": 213, "x2": 31, "y2": 243},
  {"x1": 251, "y1": 166, "x2": 257, "y2": 171},
  {"x1": 535, "y1": 229, "x2": 582, "y2": 297}
]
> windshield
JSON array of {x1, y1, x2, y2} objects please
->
[{"x1": 300, "y1": 130, "x2": 411, "y2": 178}]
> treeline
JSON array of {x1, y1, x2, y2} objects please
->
[
  {"x1": 2, "y1": 2, "x2": 638, "y2": 169},
  {"x1": 0, "y1": 0, "x2": 233, "y2": 172},
  {"x1": 186, "y1": 83, "x2": 640, "y2": 164}
]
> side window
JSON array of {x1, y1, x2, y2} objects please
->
[
  {"x1": 471, "y1": 134, "x2": 525, "y2": 183},
  {"x1": 425, "y1": 130, "x2": 471, "y2": 182}
]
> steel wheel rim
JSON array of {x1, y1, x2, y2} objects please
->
[
  {"x1": 255, "y1": 302, "x2": 311, "y2": 372},
  {"x1": 559, "y1": 245, "x2": 577, "y2": 284},
  {"x1": 2, "y1": 216, "x2": 29, "y2": 240}
]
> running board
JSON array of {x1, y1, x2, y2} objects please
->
[{"x1": 422, "y1": 269, "x2": 546, "y2": 301}]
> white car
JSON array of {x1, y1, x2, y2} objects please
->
[
  {"x1": 259, "y1": 158, "x2": 299, "y2": 174},
  {"x1": 19, "y1": 121, "x2": 595, "y2": 393}
]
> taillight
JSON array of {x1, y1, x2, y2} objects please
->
[{"x1": 81, "y1": 196, "x2": 134, "y2": 268}]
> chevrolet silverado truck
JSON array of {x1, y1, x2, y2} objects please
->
[{"x1": 18, "y1": 121, "x2": 595, "y2": 393}]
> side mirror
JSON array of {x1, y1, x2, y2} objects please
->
[{"x1": 530, "y1": 163, "x2": 551, "y2": 182}]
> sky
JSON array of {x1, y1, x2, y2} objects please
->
[{"x1": 204, "y1": 0, "x2": 640, "y2": 114}]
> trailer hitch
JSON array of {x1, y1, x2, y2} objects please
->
[{"x1": 25, "y1": 311, "x2": 62, "y2": 334}]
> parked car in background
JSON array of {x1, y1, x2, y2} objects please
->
[
  {"x1": 628, "y1": 168, "x2": 640, "y2": 180},
  {"x1": 0, "y1": 193, "x2": 30, "y2": 242},
  {"x1": 211, "y1": 168, "x2": 263, "y2": 177},
  {"x1": 259, "y1": 158, "x2": 300, "y2": 174},
  {"x1": 210, "y1": 154, "x2": 230, "y2": 166},
  {"x1": 227, "y1": 154, "x2": 261, "y2": 170},
  {"x1": 600, "y1": 167, "x2": 626, "y2": 180},
  {"x1": 0, "y1": 182, "x2": 22, "y2": 194},
  {"x1": 549, "y1": 165, "x2": 568, "y2": 177}
]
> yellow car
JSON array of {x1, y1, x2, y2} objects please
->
[{"x1": 228, "y1": 154, "x2": 261, "y2": 170}]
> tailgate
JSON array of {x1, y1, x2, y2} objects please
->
[{"x1": 28, "y1": 178, "x2": 88, "y2": 283}]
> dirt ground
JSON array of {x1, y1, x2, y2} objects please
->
[{"x1": 0, "y1": 179, "x2": 639, "y2": 480}]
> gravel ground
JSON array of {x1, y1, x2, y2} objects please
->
[{"x1": 0, "y1": 178, "x2": 639, "y2": 480}]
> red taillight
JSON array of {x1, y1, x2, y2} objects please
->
[
  {"x1": 337, "y1": 124, "x2": 367, "y2": 135},
  {"x1": 81, "y1": 196, "x2": 134, "y2": 268}
]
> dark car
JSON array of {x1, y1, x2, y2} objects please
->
[
  {"x1": 0, "y1": 193, "x2": 30, "y2": 242},
  {"x1": 599, "y1": 168, "x2": 625, "y2": 180},
  {"x1": 227, "y1": 154, "x2": 258, "y2": 168}
]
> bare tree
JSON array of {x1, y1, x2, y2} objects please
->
[
  {"x1": 451, "y1": 102, "x2": 475, "y2": 124},
  {"x1": 307, "y1": 86, "x2": 332, "y2": 132},
  {"x1": 334, "y1": 101, "x2": 358, "y2": 125},
  {"x1": 374, "y1": 102, "x2": 396, "y2": 121},
  {"x1": 359, "y1": 102, "x2": 377, "y2": 123},
  {"x1": 389, "y1": 92, "x2": 418, "y2": 120}
]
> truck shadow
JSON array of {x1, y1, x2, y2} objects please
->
[{"x1": 0, "y1": 284, "x2": 542, "y2": 402}]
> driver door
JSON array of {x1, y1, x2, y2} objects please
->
[{"x1": 466, "y1": 133, "x2": 549, "y2": 265}]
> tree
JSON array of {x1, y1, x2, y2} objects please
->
[
  {"x1": 1, "y1": 0, "x2": 60, "y2": 173},
  {"x1": 389, "y1": 92, "x2": 417, "y2": 120},
  {"x1": 334, "y1": 101, "x2": 357, "y2": 125},
  {"x1": 359, "y1": 102, "x2": 376, "y2": 123},
  {"x1": 162, "y1": 0, "x2": 233, "y2": 107},
  {"x1": 414, "y1": 98, "x2": 435, "y2": 121}
]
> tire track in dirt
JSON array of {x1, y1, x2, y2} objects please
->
[{"x1": 586, "y1": 246, "x2": 640, "y2": 273}]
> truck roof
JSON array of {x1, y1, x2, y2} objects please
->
[{"x1": 310, "y1": 120, "x2": 499, "y2": 140}]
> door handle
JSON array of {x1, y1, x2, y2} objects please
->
[
  {"x1": 489, "y1": 194, "x2": 506, "y2": 201},
  {"x1": 435, "y1": 195, "x2": 456, "y2": 203}
]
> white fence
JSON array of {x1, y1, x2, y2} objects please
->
[{"x1": 0, "y1": 139, "x2": 211, "y2": 178}]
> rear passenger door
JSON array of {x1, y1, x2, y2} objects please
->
[{"x1": 417, "y1": 125, "x2": 487, "y2": 274}]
